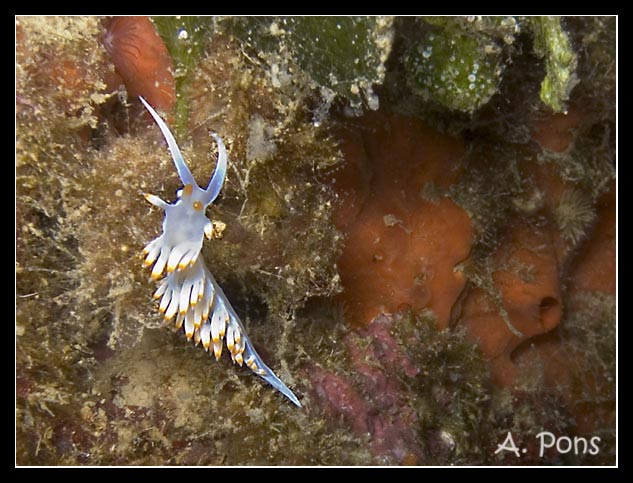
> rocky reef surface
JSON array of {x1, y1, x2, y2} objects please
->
[{"x1": 16, "y1": 16, "x2": 615, "y2": 465}]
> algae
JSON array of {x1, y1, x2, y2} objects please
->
[
  {"x1": 224, "y1": 16, "x2": 394, "y2": 115},
  {"x1": 391, "y1": 311, "x2": 492, "y2": 464},
  {"x1": 404, "y1": 18, "x2": 509, "y2": 113},
  {"x1": 530, "y1": 16, "x2": 579, "y2": 113},
  {"x1": 16, "y1": 15, "x2": 616, "y2": 466},
  {"x1": 152, "y1": 16, "x2": 217, "y2": 137},
  {"x1": 16, "y1": 15, "x2": 354, "y2": 466}
]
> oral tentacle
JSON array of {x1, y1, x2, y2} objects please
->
[
  {"x1": 202, "y1": 132, "x2": 227, "y2": 206},
  {"x1": 140, "y1": 96, "x2": 197, "y2": 188}
]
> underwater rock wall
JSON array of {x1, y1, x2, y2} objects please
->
[{"x1": 17, "y1": 16, "x2": 615, "y2": 466}]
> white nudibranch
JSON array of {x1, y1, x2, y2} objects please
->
[{"x1": 139, "y1": 96, "x2": 301, "y2": 408}]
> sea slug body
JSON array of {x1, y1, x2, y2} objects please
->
[{"x1": 139, "y1": 96, "x2": 301, "y2": 407}]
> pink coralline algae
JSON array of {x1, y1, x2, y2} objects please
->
[{"x1": 307, "y1": 315, "x2": 422, "y2": 464}]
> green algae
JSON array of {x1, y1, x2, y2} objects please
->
[
  {"x1": 397, "y1": 16, "x2": 590, "y2": 118},
  {"x1": 530, "y1": 16, "x2": 579, "y2": 113},
  {"x1": 152, "y1": 16, "x2": 216, "y2": 137},
  {"x1": 423, "y1": 16, "x2": 520, "y2": 43},
  {"x1": 403, "y1": 17, "x2": 510, "y2": 114},
  {"x1": 225, "y1": 16, "x2": 394, "y2": 114},
  {"x1": 282, "y1": 17, "x2": 393, "y2": 112}
]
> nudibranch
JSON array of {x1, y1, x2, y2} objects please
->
[{"x1": 139, "y1": 96, "x2": 301, "y2": 407}]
